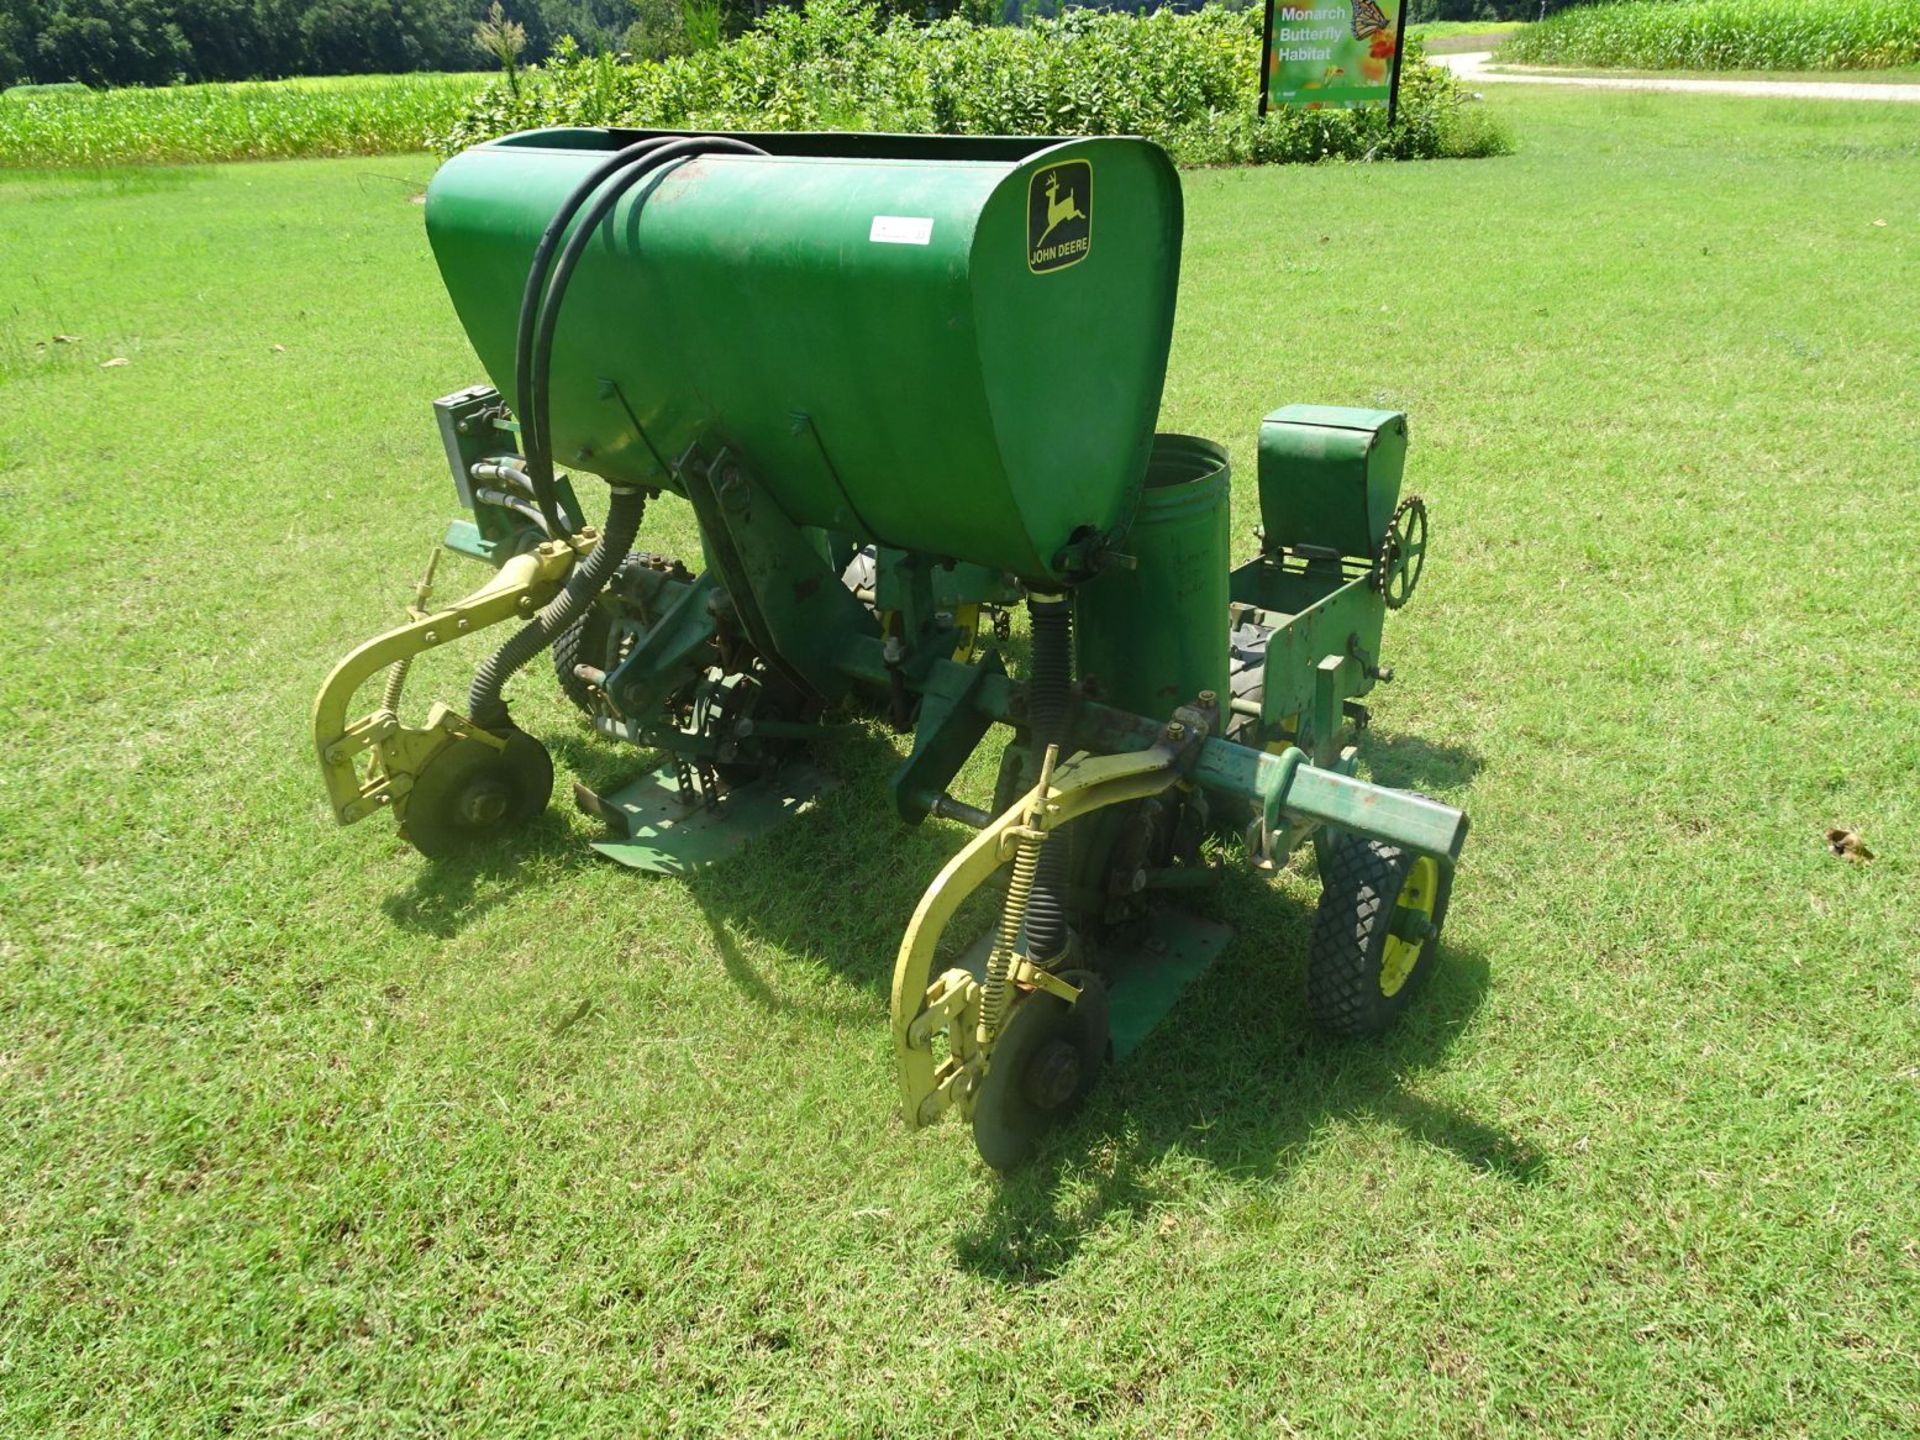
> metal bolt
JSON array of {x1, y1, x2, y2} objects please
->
[
  {"x1": 1198, "y1": 689, "x2": 1217, "y2": 707},
  {"x1": 423, "y1": 630, "x2": 438, "y2": 645},
  {"x1": 1165, "y1": 721, "x2": 1185, "y2": 741}
]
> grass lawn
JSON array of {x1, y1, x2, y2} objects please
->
[
  {"x1": 1410, "y1": 20, "x2": 1529, "y2": 55},
  {"x1": 4, "y1": 87, "x2": 1919, "y2": 1434}
]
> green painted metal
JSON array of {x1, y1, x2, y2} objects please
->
[
  {"x1": 604, "y1": 571, "x2": 722, "y2": 720},
  {"x1": 432, "y1": 383, "x2": 583, "y2": 558},
  {"x1": 1283, "y1": 762, "x2": 1468, "y2": 863},
  {"x1": 440, "y1": 517, "x2": 500, "y2": 564},
  {"x1": 1074, "y1": 434, "x2": 1232, "y2": 721},
  {"x1": 1228, "y1": 554, "x2": 1387, "y2": 762},
  {"x1": 1210, "y1": 740, "x2": 1468, "y2": 865},
  {"x1": 425, "y1": 128, "x2": 1183, "y2": 587},
  {"x1": 829, "y1": 636, "x2": 1468, "y2": 867},
  {"x1": 1257, "y1": 405, "x2": 1407, "y2": 558},
  {"x1": 675, "y1": 447, "x2": 878, "y2": 702},
  {"x1": 890, "y1": 650, "x2": 1007, "y2": 823},
  {"x1": 584, "y1": 761, "x2": 837, "y2": 872}
]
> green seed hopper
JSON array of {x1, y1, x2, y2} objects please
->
[{"x1": 314, "y1": 128, "x2": 1468, "y2": 1169}]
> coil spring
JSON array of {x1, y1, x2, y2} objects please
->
[
  {"x1": 1024, "y1": 596, "x2": 1074, "y2": 963},
  {"x1": 379, "y1": 658, "x2": 411, "y2": 717},
  {"x1": 978, "y1": 814, "x2": 1045, "y2": 1047},
  {"x1": 377, "y1": 550, "x2": 440, "y2": 721}
]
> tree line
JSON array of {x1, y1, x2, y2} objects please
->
[
  {"x1": 1, "y1": 0, "x2": 1578, "y2": 90},
  {"x1": 0, "y1": 0, "x2": 697, "y2": 86}
]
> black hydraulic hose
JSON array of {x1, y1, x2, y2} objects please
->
[
  {"x1": 1025, "y1": 595, "x2": 1074, "y2": 963},
  {"x1": 526, "y1": 136, "x2": 766, "y2": 508},
  {"x1": 513, "y1": 136, "x2": 675, "y2": 535},
  {"x1": 467, "y1": 485, "x2": 647, "y2": 730},
  {"x1": 470, "y1": 136, "x2": 766, "y2": 731}
]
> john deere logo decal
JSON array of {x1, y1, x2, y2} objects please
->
[{"x1": 1027, "y1": 160, "x2": 1091, "y2": 274}]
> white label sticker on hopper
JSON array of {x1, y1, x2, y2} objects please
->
[{"x1": 869, "y1": 215, "x2": 934, "y2": 245}]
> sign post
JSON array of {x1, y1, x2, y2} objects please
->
[{"x1": 1260, "y1": 1, "x2": 1412, "y2": 121}]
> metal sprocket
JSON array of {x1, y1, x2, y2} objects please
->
[{"x1": 1370, "y1": 494, "x2": 1428, "y2": 610}]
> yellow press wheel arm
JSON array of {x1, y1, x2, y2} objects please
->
[
  {"x1": 890, "y1": 740, "x2": 1188, "y2": 1132},
  {"x1": 312, "y1": 538, "x2": 579, "y2": 827}
]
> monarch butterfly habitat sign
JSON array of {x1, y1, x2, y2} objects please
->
[{"x1": 1261, "y1": 0, "x2": 1410, "y2": 117}]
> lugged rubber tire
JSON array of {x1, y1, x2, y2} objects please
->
[
  {"x1": 552, "y1": 607, "x2": 611, "y2": 716},
  {"x1": 1307, "y1": 833, "x2": 1452, "y2": 1038}
]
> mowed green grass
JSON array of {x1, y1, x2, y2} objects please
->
[{"x1": 3, "y1": 89, "x2": 1918, "y2": 1435}]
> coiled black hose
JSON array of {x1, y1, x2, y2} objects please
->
[
  {"x1": 512, "y1": 136, "x2": 674, "y2": 535},
  {"x1": 526, "y1": 136, "x2": 765, "y2": 503},
  {"x1": 470, "y1": 135, "x2": 766, "y2": 730},
  {"x1": 468, "y1": 486, "x2": 647, "y2": 730},
  {"x1": 1024, "y1": 594, "x2": 1074, "y2": 962}
]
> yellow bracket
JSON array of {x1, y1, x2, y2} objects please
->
[
  {"x1": 889, "y1": 743, "x2": 1184, "y2": 1131},
  {"x1": 312, "y1": 542, "x2": 575, "y2": 825}
]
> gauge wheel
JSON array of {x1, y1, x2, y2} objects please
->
[
  {"x1": 398, "y1": 727, "x2": 554, "y2": 860},
  {"x1": 971, "y1": 970, "x2": 1109, "y2": 1172},
  {"x1": 1307, "y1": 833, "x2": 1452, "y2": 1037}
]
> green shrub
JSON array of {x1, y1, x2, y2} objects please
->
[
  {"x1": 436, "y1": 1, "x2": 1512, "y2": 168},
  {"x1": 1498, "y1": 0, "x2": 1920, "y2": 71}
]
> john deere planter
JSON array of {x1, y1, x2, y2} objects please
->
[{"x1": 314, "y1": 129, "x2": 1467, "y2": 1169}]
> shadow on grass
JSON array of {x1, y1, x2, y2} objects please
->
[
  {"x1": 373, "y1": 709, "x2": 1527, "y2": 1265},
  {"x1": 652, "y1": 744, "x2": 1532, "y2": 1283},
  {"x1": 950, "y1": 921, "x2": 1540, "y2": 1284},
  {"x1": 376, "y1": 804, "x2": 586, "y2": 937},
  {"x1": 372, "y1": 713, "x2": 915, "y2": 946},
  {"x1": 375, "y1": 722, "x2": 602, "y2": 936},
  {"x1": 670, "y1": 725, "x2": 976, "y2": 1003},
  {"x1": 1360, "y1": 727, "x2": 1484, "y2": 793}
]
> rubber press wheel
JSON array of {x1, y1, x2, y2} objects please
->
[
  {"x1": 399, "y1": 727, "x2": 555, "y2": 860},
  {"x1": 1306, "y1": 835, "x2": 1452, "y2": 1038},
  {"x1": 972, "y1": 970, "x2": 1110, "y2": 1172}
]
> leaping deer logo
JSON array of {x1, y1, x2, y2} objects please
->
[{"x1": 1038, "y1": 170, "x2": 1087, "y2": 244}]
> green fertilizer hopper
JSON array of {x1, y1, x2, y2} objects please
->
[{"x1": 314, "y1": 128, "x2": 1466, "y2": 1169}]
